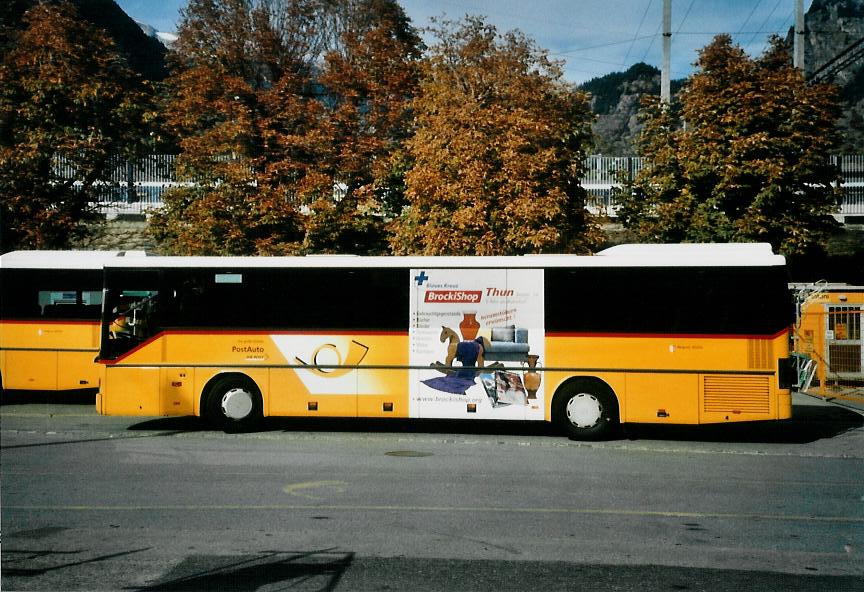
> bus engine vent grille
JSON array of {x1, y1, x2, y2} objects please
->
[
  {"x1": 747, "y1": 339, "x2": 773, "y2": 370},
  {"x1": 703, "y1": 375, "x2": 770, "y2": 414}
]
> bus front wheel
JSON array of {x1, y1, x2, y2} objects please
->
[
  {"x1": 203, "y1": 375, "x2": 262, "y2": 431},
  {"x1": 554, "y1": 380, "x2": 618, "y2": 440}
]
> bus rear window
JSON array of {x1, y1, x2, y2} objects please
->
[{"x1": 1, "y1": 269, "x2": 104, "y2": 320}]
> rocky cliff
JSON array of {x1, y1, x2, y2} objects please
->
[{"x1": 585, "y1": 0, "x2": 864, "y2": 155}]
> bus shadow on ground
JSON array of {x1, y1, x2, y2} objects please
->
[
  {"x1": 621, "y1": 403, "x2": 863, "y2": 444},
  {"x1": 128, "y1": 415, "x2": 557, "y2": 438},
  {"x1": 0, "y1": 389, "x2": 97, "y2": 406},
  {"x1": 127, "y1": 403, "x2": 863, "y2": 445}
]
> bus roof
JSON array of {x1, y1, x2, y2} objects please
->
[
  {"x1": 0, "y1": 250, "x2": 147, "y2": 270},
  {"x1": 100, "y1": 244, "x2": 785, "y2": 270},
  {"x1": 595, "y1": 243, "x2": 779, "y2": 257}
]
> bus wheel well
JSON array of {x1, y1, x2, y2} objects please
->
[
  {"x1": 552, "y1": 377, "x2": 620, "y2": 440},
  {"x1": 200, "y1": 372, "x2": 256, "y2": 404},
  {"x1": 200, "y1": 372, "x2": 263, "y2": 431}
]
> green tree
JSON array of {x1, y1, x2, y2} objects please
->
[
  {"x1": 0, "y1": 1, "x2": 151, "y2": 250},
  {"x1": 389, "y1": 17, "x2": 601, "y2": 256},
  {"x1": 617, "y1": 35, "x2": 842, "y2": 255}
]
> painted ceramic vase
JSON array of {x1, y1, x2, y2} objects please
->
[
  {"x1": 459, "y1": 312, "x2": 480, "y2": 340},
  {"x1": 523, "y1": 354, "x2": 541, "y2": 399}
]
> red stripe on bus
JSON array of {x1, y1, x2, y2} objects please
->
[
  {"x1": 546, "y1": 328, "x2": 790, "y2": 340},
  {"x1": 1, "y1": 319, "x2": 100, "y2": 326},
  {"x1": 164, "y1": 329, "x2": 408, "y2": 336}
]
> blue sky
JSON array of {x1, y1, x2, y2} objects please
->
[{"x1": 115, "y1": 0, "x2": 814, "y2": 84}]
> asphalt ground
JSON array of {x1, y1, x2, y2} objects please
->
[{"x1": 1, "y1": 391, "x2": 862, "y2": 591}]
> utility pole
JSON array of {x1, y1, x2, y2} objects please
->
[
  {"x1": 661, "y1": 0, "x2": 671, "y2": 103},
  {"x1": 794, "y1": 0, "x2": 805, "y2": 70}
]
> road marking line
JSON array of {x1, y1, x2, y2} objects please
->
[{"x1": 4, "y1": 504, "x2": 862, "y2": 523}]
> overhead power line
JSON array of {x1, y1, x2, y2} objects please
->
[
  {"x1": 736, "y1": 0, "x2": 764, "y2": 36},
  {"x1": 675, "y1": 0, "x2": 696, "y2": 35},
  {"x1": 747, "y1": 0, "x2": 784, "y2": 47},
  {"x1": 555, "y1": 35, "x2": 655, "y2": 56},
  {"x1": 622, "y1": 0, "x2": 654, "y2": 67}
]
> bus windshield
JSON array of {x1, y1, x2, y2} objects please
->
[{"x1": 100, "y1": 270, "x2": 160, "y2": 360}]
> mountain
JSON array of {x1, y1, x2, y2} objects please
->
[
  {"x1": 2, "y1": 0, "x2": 167, "y2": 81},
  {"x1": 796, "y1": 0, "x2": 864, "y2": 151},
  {"x1": 580, "y1": 63, "x2": 684, "y2": 156},
  {"x1": 583, "y1": 0, "x2": 864, "y2": 155},
  {"x1": 134, "y1": 20, "x2": 177, "y2": 48}
]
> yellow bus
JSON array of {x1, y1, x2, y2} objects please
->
[
  {"x1": 95, "y1": 244, "x2": 795, "y2": 438},
  {"x1": 0, "y1": 251, "x2": 142, "y2": 393}
]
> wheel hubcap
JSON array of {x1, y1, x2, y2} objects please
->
[
  {"x1": 221, "y1": 387, "x2": 254, "y2": 420},
  {"x1": 566, "y1": 393, "x2": 602, "y2": 429}
]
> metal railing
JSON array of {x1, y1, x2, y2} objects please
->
[
  {"x1": 583, "y1": 155, "x2": 864, "y2": 220},
  {"x1": 833, "y1": 155, "x2": 864, "y2": 218},
  {"x1": 56, "y1": 154, "x2": 864, "y2": 219},
  {"x1": 56, "y1": 154, "x2": 179, "y2": 215}
]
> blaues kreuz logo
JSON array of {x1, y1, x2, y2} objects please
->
[{"x1": 414, "y1": 271, "x2": 429, "y2": 286}]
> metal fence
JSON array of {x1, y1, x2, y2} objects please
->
[
  {"x1": 833, "y1": 155, "x2": 864, "y2": 218},
  {"x1": 56, "y1": 154, "x2": 180, "y2": 215},
  {"x1": 582, "y1": 154, "x2": 864, "y2": 220},
  {"x1": 582, "y1": 156, "x2": 646, "y2": 215},
  {"x1": 57, "y1": 154, "x2": 864, "y2": 219}
]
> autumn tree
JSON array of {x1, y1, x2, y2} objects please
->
[
  {"x1": 299, "y1": 0, "x2": 421, "y2": 253},
  {"x1": 617, "y1": 35, "x2": 842, "y2": 255},
  {"x1": 389, "y1": 17, "x2": 601, "y2": 256},
  {"x1": 0, "y1": 1, "x2": 151, "y2": 250},
  {"x1": 148, "y1": 0, "x2": 314, "y2": 255},
  {"x1": 150, "y1": 0, "x2": 421, "y2": 255}
]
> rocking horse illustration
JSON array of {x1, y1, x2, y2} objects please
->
[
  {"x1": 430, "y1": 326, "x2": 490, "y2": 376},
  {"x1": 440, "y1": 326, "x2": 459, "y2": 366}
]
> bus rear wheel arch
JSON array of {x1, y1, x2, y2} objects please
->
[
  {"x1": 202, "y1": 373, "x2": 263, "y2": 431},
  {"x1": 553, "y1": 378, "x2": 619, "y2": 440}
]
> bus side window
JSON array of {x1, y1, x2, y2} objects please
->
[
  {"x1": 39, "y1": 290, "x2": 80, "y2": 318},
  {"x1": 40, "y1": 291, "x2": 68, "y2": 309},
  {"x1": 109, "y1": 291, "x2": 160, "y2": 340}
]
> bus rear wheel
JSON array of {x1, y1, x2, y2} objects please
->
[
  {"x1": 554, "y1": 380, "x2": 618, "y2": 440},
  {"x1": 204, "y1": 375, "x2": 262, "y2": 431}
]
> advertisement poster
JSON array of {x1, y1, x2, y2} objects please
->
[{"x1": 409, "y1": 268, "x2": 545, "y2": 420}]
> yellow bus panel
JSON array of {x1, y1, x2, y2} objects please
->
[
  {"x1": 5, "y1": 350, "x2": 58, "y2": 390},
  {"x1": 102, "y1": 367, "x2": 160, "y2": 415},
  {"x1": 625, "y1": 373, "x2": 700, "y2": 424},
  {"x1": 267, "y1": 369, "x2": 314, "y2": 417},
  {"x1": 160, "y1": 367, "x2": 194, "y2": 416},
  {"x1": 545, "y1": 331, "x2": 790, "y2": 424},
  {"x1": 1, "y1": 321, "x2": 100, "y2": 391},
  {"x1": 57, "y1": 351, "x2": 102, "y2": 389}
]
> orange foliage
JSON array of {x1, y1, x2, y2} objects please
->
[{"x1": 389, "y1": 17, "x2": 601, "y2": 256}]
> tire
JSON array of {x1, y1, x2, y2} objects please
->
[
  {"x1": 553, "y1": 380, "x2": 619, "y2": 440},
  {"x1": 203, "y1": 375, "x2": 263, "y2": 431}
]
